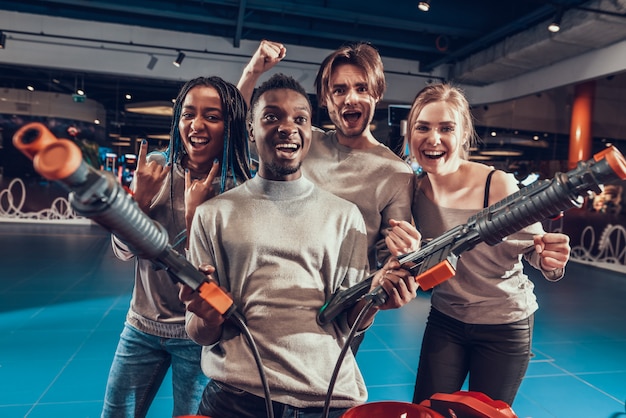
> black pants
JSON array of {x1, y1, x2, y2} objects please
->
[{"x1": 412, "y1": 307, "x2": 533, "y2": 406}]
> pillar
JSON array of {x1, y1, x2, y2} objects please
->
[{"x1": 568, "y1": 81, "x2": 595, "y2": 170}]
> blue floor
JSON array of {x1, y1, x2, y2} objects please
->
[{"x1": 1, "y1": 222, "x2": 625, "y2": 418}]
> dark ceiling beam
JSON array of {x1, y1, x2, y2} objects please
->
[
  {"x1": 234, "y1": 0, "x2": 247, "y2": 48},
  {"x1": 2, "y1": 0, "x2": 476, "y2": 52},
  {"x1": 1, "y1": 7, "x2": 445, "y2": 57},
  {"x1": 575, "y1": 5, "x2": 626, "y2": 17},
  {"x1": 210, "y1": 0, "x2": 480, "y2": 37},
  {"x1": 8, "y1": 0, "x2": 478, "y2": 36}
]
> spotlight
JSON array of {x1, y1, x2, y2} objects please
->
[
  {"x1": 0, "y1": 31, "x2": 6, "y2": 49},
  {"x1": 548, "y1": 8, "x2": 563, "y2": 33},
  {"x1": 147, "y1": 55, "x2": 158, "y2": 70},
  {"x1": 418, "y1": 0, "x2": 431, "y2": 12},
  {"x1": 173, "y1": 51, "x2": 185, "y2": 67}
]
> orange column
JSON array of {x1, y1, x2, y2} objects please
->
[{"x1": 568, "y1": 81, "x2": 595, "y2": 169}]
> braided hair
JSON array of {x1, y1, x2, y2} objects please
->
[{"x1": 165, "y1": 76, "x2": 252, "y2": 193}]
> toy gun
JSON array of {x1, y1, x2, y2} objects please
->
[
  {"x1": 318, "y1": 145, "x2": 626, "y2": 325},
  {"x1": 13, "y1": 122, "x2": 236, "y2": 318}
]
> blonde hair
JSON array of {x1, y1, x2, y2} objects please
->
[{"x1": 406, "y1": 83, "x2": 477, "y2": 159}]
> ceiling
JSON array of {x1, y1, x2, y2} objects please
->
[{"x1": 1, "y1": 0, "x2": 626, "y2": 165}]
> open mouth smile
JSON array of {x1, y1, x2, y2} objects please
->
[
  {"x1": 343, "y1": 110, "x2": 362, "y2": 124},
  {"x1": 275, "y1": 142, "x2": 300, "y2": 153},
  {"x1": 190, "y1": 137, "x2": 210, "y2": 148},
  {"x1": 423, "y1": 150, "x2": 446, "y2": 159}
]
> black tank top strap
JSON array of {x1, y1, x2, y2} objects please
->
[{"x1": 484, "y1": 170, "x2": 496, "y2": 208}]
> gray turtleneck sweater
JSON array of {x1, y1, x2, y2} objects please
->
[{"x1": 187, "y1": 174, "x2": 370, "y2": 409}]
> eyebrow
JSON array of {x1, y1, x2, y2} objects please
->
[
  {"x1": 331, "y1": 81, "x2": 367, "y2": 89},
  {"x1": 416, "y1": 119, "x2": 456, "y2": 124},
  {"x1": 262, "y1": 103, "x2": 311, "y2": 112},
  {"x1": 182, "y1": 105, "x2": 222, "y2": 112}
]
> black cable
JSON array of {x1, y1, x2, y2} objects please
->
[
  {"x1": 229, "y1": 311, "x2": 274, "y2": 418},
  {"x1": 321, "y1": 298, "x2": 376, "y2": 418}
]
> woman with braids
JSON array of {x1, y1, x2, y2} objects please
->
[{"x1": 102, "y1": 76, "x2": 251, "y2": 418}]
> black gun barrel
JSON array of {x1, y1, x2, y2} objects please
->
[
  {"x1": 317, "y1": 146, "x2": 626, "y2": 325},
  {"x1": 13, "y1": 122, "x2": 235, "y2": 317},
  {"x1": 472, "y1": 150, "x2": 625, "y2": 246}
]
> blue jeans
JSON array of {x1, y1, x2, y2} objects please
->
[
  {"x1": 101, "y1": 322, "x2": 208, "y2": 418},
  {"x1": 199, "y1": 379, "x2": 349, "y2": 418},
  {"x1": 412, "y1": 307, "x2": 533, "y2": 406}
]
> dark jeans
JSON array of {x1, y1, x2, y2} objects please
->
[
  {"x1": 198, "y1": 379, "x2": 349, "y2": 418},
  {"x1": 412, "y1": 307, "x2": 534, "y2": 406}
]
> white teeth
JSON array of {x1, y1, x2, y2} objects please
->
[
  {"x1": 190, "y1": 137, "x2": 209, "y2": 145},
  {"x1": 423, "y1": 150, "x2": 445, "y2": 159},
  {"x1": 276, "y1": 143, "x2": 298, "y2": 150}
]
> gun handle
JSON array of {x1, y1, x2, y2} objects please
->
[
  {"x1": 415, "y1": 260, "x2": 456, "y2": 290},
  {"x1": 198, "y1": 281, "x2": 234, "y2": 316}
]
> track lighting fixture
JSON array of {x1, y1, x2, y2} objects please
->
[
  {"x1": 173, "y1": 51, "x2": 185, "y2": 67},
  {"x1": 0, "y1": 31, "x2": 6, "y2": 49},
  {"x1": 418, "y1": 0, "x2": 431, "y2": 12},
  {"x1": 147, "y1": 55, "x2": 158, "y2": 70},
  {"x1": 548, "y1": 8, "x2": 564, "y2": 33}
]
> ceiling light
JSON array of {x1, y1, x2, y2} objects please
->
[
  {"x1": 125, "y1": 101, "x2": 173, "y2": 116},
  {"x1": 418, "y1": 0, "x2": 431, "y2": 12},
  {"x1": 469, "y1": 155, "x2": 494, "y2": 161},
  {"x1": 479, "y1": 149, "x2": 524, "y2": 157},
  {"x1": 173, "y1": 51, "x2": 185, "y2": 67},
  {"x1": 548, "y1": 8, "x2": 563, "y2": 33}
]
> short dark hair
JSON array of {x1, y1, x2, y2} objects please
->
[{"x1": 249, "y1": 73, "x2": 312, "y2": 120}]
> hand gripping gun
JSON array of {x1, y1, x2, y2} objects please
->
[
  {"x1": 12, "y1": 122, "x2": 236, "y2": 318},
  {"x1": 317, "y1": 146, "x2": 626, "y2": 325}
]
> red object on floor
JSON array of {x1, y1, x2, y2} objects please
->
[
  {"x1": 420, "y1": 390, "x2": 518, "y2": 418},
  {"x1": 343, "y1": 401, "x2": 445, "y2": 417}
]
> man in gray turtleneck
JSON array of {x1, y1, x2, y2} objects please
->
[{"x1": 180, "y1": 73, "x2": 417, "y2": 418}]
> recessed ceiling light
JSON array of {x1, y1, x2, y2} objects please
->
[{"x1": 125, "y1": 101, "x2": 173, "y2": 116}]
